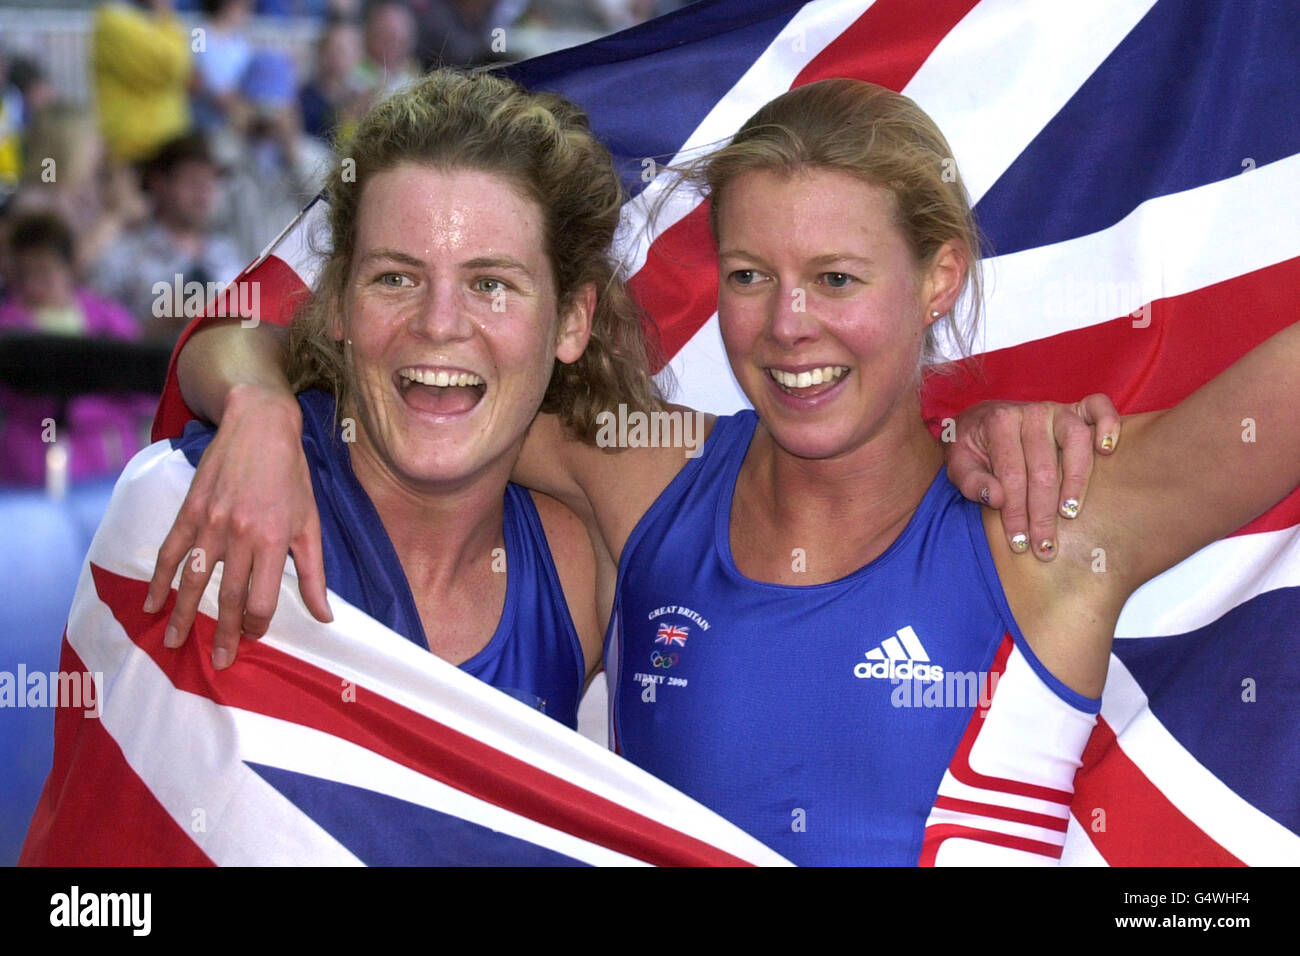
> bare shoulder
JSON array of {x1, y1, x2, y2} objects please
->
[
  {"x1": 981, "y1": 498, "x2": 1127, "y2": 700},
  {"x1": 982, "y1": 322, "x2": 1300, "y2": 699},
  {"x1": 524, "y1": 406, "x2": 716, "y2": 564},
  {"x1": 528, "y1": 489, "x2": 602, "y2": 679},
  {"x1": 979, "y1": 411, "x2": 1185, "y2": 698}
]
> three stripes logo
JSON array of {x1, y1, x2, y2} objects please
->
[{"x1": 854, "y1": 626, "x2": 944, "y2": 682}]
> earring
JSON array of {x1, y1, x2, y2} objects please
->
[{"x1": 930, "y1": 311, "x2": 941, "y2": 318}]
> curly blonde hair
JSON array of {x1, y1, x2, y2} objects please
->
[
  {"x1": 288, "y1": 69, "x2": 662, "y2": 440},
  {"x1": 695, "y1": 78, "x2": 986, "y2": 370}
]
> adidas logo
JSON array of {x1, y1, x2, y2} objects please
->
[{"x1": 853, "y1": 626, "x2": 944, "y2": 682}]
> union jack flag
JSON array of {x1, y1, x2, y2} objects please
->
[
  {"x1": 19, "y1": 441, "x2": 791, "y2": 866},
  {"x1": 143, "y1": 0, "x2": 1300, "y2": 865},
  {"x1": 655, "y1": 624, "x2": 690, "y2": 648}
]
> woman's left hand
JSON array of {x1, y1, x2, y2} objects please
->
[{"x1": 945, "y1": 394, "x2": 1122, "y2": 560}]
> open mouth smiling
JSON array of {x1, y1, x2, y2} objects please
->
[
  {"x1": 766, "y1": 364, "x2": 850, "y2": 399},
  {"x1": 395, "y1": 366, "x2": 488, "y2": 416}
]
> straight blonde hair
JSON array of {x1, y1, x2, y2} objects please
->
[{"x1": 697, "y1": 78, "x2": 986, "y2": 369}]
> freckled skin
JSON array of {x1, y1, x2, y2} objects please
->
[
  {"x1": 716, "y1": 167, "x2": 945, "y2": 465},
  {"x1": 338, "y1": 164, "x2": 568, "y2": 500}
]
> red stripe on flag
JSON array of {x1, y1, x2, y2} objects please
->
[
  {"x1": 629, "y1": 203, "x2": 719, "y2": 372},
  {"x1": 923, "y1": 255, "x2": 1300, "y2": 536},
  {"x1": 152, "y1": 254, "x2": 312, "y2": 442},
  {"x1": 931, "y1": 795, "x2": 1069, "y2": 833},
  {"x1": 945, "y1": 636, "x2": 1077, "y2": 804},
  {"x1": 793, "y1": 0, "x2": 980, "y2": 90},
  {"x1": 629, "y1": 0, "x2": 976, "y2": 371},
  {"x1": 919, "y1": 824, "x2": 1063, "y2": 866},
  {"x1": 19, "y1": 637, "x2": 215, "y2": 866},
  {"x1": 1070, "y1": 716, "x2": 1244, "y2": 866},
  {"x1": 90, "y1": 564, "x2": 755, "y2": 867}
]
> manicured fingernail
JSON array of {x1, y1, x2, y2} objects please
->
[
  {"x1": 213, "y1": 647, "x2": 230, "y2": 670},
  {"x1": 143, "y1": 594, "x2": 159, "y2": 614},
  {"x1": 1100, "y1": 434, "x2": 1115, "y2": 452},
  {"x1": 163, "y1": 624, "x2": 180, "y2": 648},
  {"x1": 979, "y1": 486, "x2": 991, "y2": 505},
  {"x1": 1038, "y1": 539, "x2": 1056, "y2": 557},
  {"x1": 1011, "y1": 533, "x2": 1028, "y2": 553},
  {"x1": 1060, "y1": 498, "x2": 1080, "y2": 519}
]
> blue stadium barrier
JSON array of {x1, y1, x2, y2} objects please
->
[{"x1": 0, "y1": 476, "x2": 117, "y2": 865}]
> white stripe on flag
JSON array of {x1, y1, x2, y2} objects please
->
[
  {"x1": 655, "y1": 312, "x2": 750, "y2": 412},
  {"x1": 946, "y1": 153, "x2": 1300, "y2": 357},
  {"x1": 1100, "y1": 656, "x2": 1300, "y2": 865},
  {"x1": 231, "y1": 707, "x2": 646, "y2": 866},
  {"x1": 924, "y1": 805, "x2": 1066, "y2": 850},
  {"x1": 616, "y1": 0, "x2": 875, "y2": 277},
  {"x1": 1116, "y1": 525, "x2": 1300, "y2": 639},
  {"x1": 932, "y1": 768, "x2": 1075, "y2": 821},
  {"x1": 256, "y1": 197, "x2": 330, "y2": 291},
  {"x1": 65, "y1": 562, "x2": 362, "y2": 866},
  {"x1": 933, "y1": 835, "x2": 1061, "y2": 866},
  {"x1": 1060, "y1": 813, "x2": 1109, "y2": 866},
  {"x1": 903, "y1": 0, "x2": 1159, "y2": 204}
]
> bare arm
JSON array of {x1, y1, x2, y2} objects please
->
[
  {"x1": 1092, "y1": 319, "x2": 1300, "y2": 590},
  {"x1": 176, "y1": 320, "x2": 292, "y2": 423},
  {"x1": 146, "y1": 321, "x2": 331, "y2": 667},
  {"x1": 152, "y1": 320, "x2": 1114, "y2": 667},
  {"x1": 993, "y1": 321, "x2": 1300, "y2": 697}
]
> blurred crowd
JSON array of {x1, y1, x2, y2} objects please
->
[{"x1": 0, "y1": 0, "x2": 681, "y2": 487}]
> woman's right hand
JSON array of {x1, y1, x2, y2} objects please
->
[{"x1": 143, "y1": 383, "x2": 332, "y2": 669}]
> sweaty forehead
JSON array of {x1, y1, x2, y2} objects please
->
[
  {"x1": 357, "y1": 165, "x2": 546, "y2": 259},
  {"x1": 717, "y1": 167, "x2": 905, "y2": 260}
]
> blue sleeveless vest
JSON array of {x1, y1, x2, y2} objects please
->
[
  {"x1": 607, "y1": 410, "x2": 1099, "y2": 864},
  {"x1": 174, "y1": 389, "x2": 586, "y2": 728}
]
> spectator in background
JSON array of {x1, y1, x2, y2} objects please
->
[
  {"x1": 10, "y1": 105, "x2": 150, "y2": 276},
  {"x1": 408, "y1": 0, "x2": 514, "y2": 68},
  {"x1": 91, "y1": 133, "x2": 244, "y2": 341},
  {"x1": 214, "y1": 50, "x2": 331, "y2": 261},
  {"x1": 253, "y1": 0, "x2": 334, "y2": 15},
  {"x1": 92, "y1": 0, "x2": 193, "y2": 165},
  {"x1": 299, "y1": 16, "x2": 369, "y2": 143},
  {"x1": 178, "y1": 0, "x2": 334, "y2": 13},
  {"x1": 0, "y1": 92, "x2": 20, "y2": 205},
  {"x1": 0, "y1": 53, "x2": 25, "y2": 203},
  {"x1": 0, "y1": 213, "x2": 155, "y2": 486},
  {"x1": 353, "y1": 2, "x2": 421, "y2": 94},
  {"x1": 190, "y1": 0, "x2": 257, "y2": 132},
  {"x1": 5, "y1": 56, "x2": 58, "y2": 122}
]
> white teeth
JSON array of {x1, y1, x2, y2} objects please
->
[
  {"x1": 399, "y1": 368, "x2": 485, "y2": 388},
  {"x1": 767, "y1": 366, "x2": 848, "y2": 389}
]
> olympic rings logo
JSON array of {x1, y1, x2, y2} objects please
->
[{"x1": 651, "y1": 651, "x2": 679, "y2": 668}]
